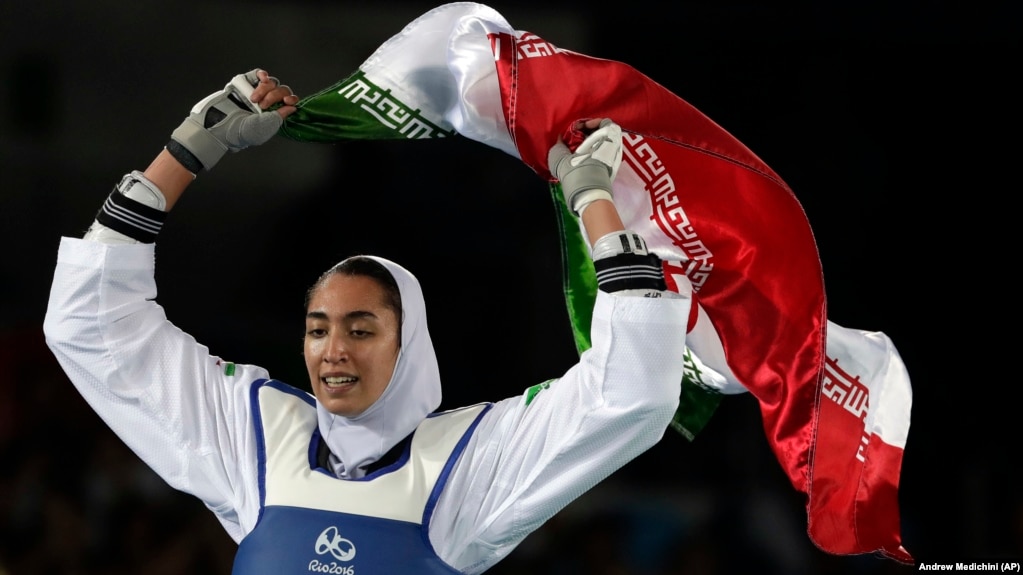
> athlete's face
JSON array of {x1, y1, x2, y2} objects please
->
[{"x1": 304, "y1": 274, "x2": 400, "y2": 417}]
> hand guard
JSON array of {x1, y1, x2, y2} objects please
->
[
  {"x1": 547, "y1": 118, "x2": 624, "y2": 216},
  {"x1": 169, "y1": 70, "x2": 283, "y2": 172}
]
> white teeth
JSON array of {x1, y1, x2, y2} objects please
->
[{"x1": 324, "y1": 376, "x2": 357, "y2": 385}]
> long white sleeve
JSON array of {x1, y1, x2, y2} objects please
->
[
  {"x1": 42, "y1": 237, "x2": 265, "y2": 542},
  {"x1": 431, "y1": 287, "x2": 692, "y2": 573}
]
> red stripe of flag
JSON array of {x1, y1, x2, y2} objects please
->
[{"x1": 489, "y1": 30, "x2": 909, "y2": 562}]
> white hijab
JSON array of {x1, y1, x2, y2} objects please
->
[{"x1": 315, "y1": 256, "x2": 442, "y2": 478}]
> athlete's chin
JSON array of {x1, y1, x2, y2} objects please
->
[
  {"x1": 321, "y1": 402, "x2": 363, "y2": 418},
  {"x1": 313, "y1": 387, "x2": 362, "y2": 417},
  {"x1": 317, "y1": 395, "x2": 367, "y2": 418}
]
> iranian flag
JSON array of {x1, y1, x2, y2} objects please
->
[{"x1": 280, "y1": 2, "x2": 913, "y2": 563}]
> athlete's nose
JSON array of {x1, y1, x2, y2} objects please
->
[{"x1": 323, "y1": 333, "x2": 348, "y2": 363}]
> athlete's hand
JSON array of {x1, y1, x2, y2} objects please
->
[
  {"x1": 169, "y1": 69, "x2": 299, "y2": 173},
  {"x1": 548, "y1": 118, "x2": 623, "y2": 216}
]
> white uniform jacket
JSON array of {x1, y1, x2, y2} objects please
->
[{"x1": 44, "y1": 237, "x2": 692, "y2": 574}]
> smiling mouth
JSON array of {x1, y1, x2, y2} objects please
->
[{"x1": 323, "y1": 376, "x2": 358, "y2": 389}]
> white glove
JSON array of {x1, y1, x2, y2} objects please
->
[
  {"x1": 169, "y1": 69, "x2": 283, "y2": 172},
  {"x1": 547, "y1": 118, "x2": 624, "y2": 215}
]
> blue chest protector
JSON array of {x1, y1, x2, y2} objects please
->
[{"x1": 232, "y1": 380, "x2": 489, "y2": 575}]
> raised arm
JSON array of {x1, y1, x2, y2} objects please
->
[
  {"x1": 432, "y1": 119, "x2": 694, "y2": 572},
  {"x1": 552, "y1": 117, "x2": 670, "y2": 295},
  {"x1": 86, "y1": 69, "x2": 297, "y2": 244},
  {"x1": 43, "y1": 69, "x2": 297, "y2": 541}
]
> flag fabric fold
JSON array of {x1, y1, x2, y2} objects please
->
[{"x1": 280, "y1": 1, "x2": 912, "y2": 563}]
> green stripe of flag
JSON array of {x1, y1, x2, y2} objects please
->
[{"x1": 281, "y1": 70, "x2": 456, "y2": 143}]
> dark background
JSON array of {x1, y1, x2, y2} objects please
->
[{"x1": 1, "y1": 1, "x2": 1017, "y2": 573}]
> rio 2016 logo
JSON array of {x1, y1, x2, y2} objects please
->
[
  {"x1": 307, "y1": 560, "x2": 355, "y2": 575},
  {"x1": 309, "y1": 526, "x2": 356, "y2": 574}
]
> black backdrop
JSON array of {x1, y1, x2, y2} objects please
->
[{"x1": 1, "y1": 1, "x2": 1017, "y2": 573}]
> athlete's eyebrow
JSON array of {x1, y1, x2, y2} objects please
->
[
  {"x1": 344, "y1": 310, "x2": 378, "y2": 321},
  {"x1": 305, "y1": 310, "x2": 379, "y2": 321}
]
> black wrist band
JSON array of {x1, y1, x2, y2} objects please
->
[
  {"x1": 94, "y1": 184, "x2": 168, "y2": 243},
  {"x1": 593, "y1": 252, "x2": 667, "y2": 293},
  {"x1": 166, "y1": 139, "x2": 203, "y2": 174}
]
